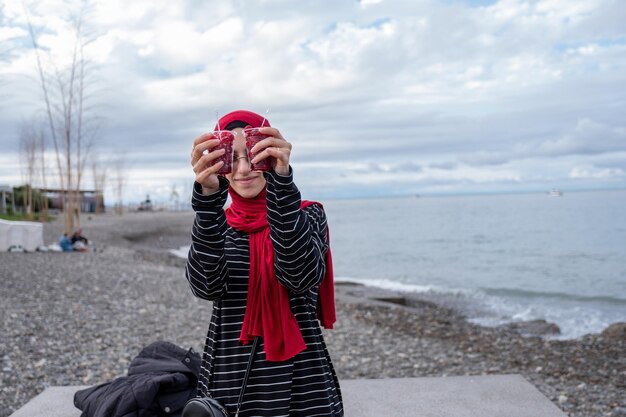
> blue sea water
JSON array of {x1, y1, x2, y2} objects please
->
[
  {"x1": 172, "y1": 189, "x2": 626, "y2": 340},
  {"x1": 321, "y1": 189, "x2": 626, "y2": 340}
]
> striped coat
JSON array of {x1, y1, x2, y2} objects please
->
[{"x1": 185, "y1": 166, "x2": 344, "y2": 417}]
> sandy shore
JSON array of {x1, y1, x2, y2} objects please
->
[{"x1": 1, "y1": 211, "x2": 624, "y2": 417}]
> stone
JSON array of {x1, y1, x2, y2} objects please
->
[
  {"x1": 500, "y1": 319, "x2": 561, "y2": 337},
  {"x1": 600, "y1": 322, "x2": 626, "y2": 341}
]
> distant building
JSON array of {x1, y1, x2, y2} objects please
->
[
  {"x1": 0, "y1": 184, "x2": 16, "y2": 214},
  {"x1": 40, "y1": 188, "x2": 105, "y2": 213}
]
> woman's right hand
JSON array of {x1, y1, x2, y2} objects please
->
[{"x1": 191, "y1": 133, "x2": 226, "y2": 194}]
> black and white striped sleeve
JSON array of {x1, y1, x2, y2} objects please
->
[
  {"x1": 185, "y1": 176, "x2": 230, "y2": 301},
  {"x1": 264, "y1": 165, "x2": 329, "y2": 294}
]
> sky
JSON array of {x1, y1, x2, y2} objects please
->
[{"x1": 0, "y1": 0, "x2": 625, "y2": 205}]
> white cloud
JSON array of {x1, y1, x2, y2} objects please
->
[
  {"x1": 484, "y1": 0, "x2": 531, "y2": 21},
  {"x1": 535, "y1": 0, "x2": 602, "y2": 22},
  {"x1": 360, "y1": 0, "x2": 383, "y2": 7},
  {"x1": 0, "y1": 0, "x2": 625, "y2": 201},
  {"x1": 538, "y1": 119, "x2": 626, "y2": 157},
  {"x1": 569, "y1": 166, "x2": 625, "y2": 180},
  {"x1": 0, "y1": 26, "x2": 27, "y2": 42},
  {"x1": 91, "y1": 0, "x2": 155, "y2": 25}
]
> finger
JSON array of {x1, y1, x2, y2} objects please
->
[
  {"x1": 251, "y1": 146, "x2": 289, "y2": 165},
  {"x1": 192, "y1": 149, "x2": 226, "y2": 173},
  {"x1": 269, "y1": 146, "x2": 290, "y2": 165},
  {"x1": 192, "y1": 132, "x2": 215, "y2": 148},
  {"x1": 250, "y1": 137, "x2": 290, "y2": 154},
  {"x1": 195, "y1": 139, "x2": 220, "y2": 154},
  {"x1": 257, "y1": 127, "x2": 283, "y2": 139},
  {"x1": 191, "y1": 139, "x2": 221, "y2": 164},
  {"x1": 193, "y1": 148, "x2": 226, "y2": 171},
  {"x1": 196, "y1": 161, "x2": 224, "y2": 182},
  {"x1": 191, "y1": 133, "x2": 217, "y2": 160}
]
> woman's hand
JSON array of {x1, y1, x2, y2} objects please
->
[
  {"x1": 191, "y1": 133, "x2": 226, "y2": 194},
  {"x1": 250, "y1": 127, "x2": 292, "y2": 176}
]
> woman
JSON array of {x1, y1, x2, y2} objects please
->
[{"x1": 186, "y1": 109, "x2": 344, "y2": 416}]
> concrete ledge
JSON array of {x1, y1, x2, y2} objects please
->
[
  {"x1": 341, "y1": 374, "x2": 566, "y2": 417},
  {"x1": 10, "y1": 374, "x2": 565, "y2": 417},
  {"x1": 10, "y1": 386, "x2": 89, "y2": 417}
]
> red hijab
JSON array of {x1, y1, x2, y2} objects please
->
[{"x1": 219, "y1": 110, "x2": 336, "y2": 362}]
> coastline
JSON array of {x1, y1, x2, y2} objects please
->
[{"x1": 1, "y1": 211, "x2": 624, "y2": 417}]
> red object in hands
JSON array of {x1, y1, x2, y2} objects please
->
[
  {"x1": 244, "y1": 128, "x2": 272, "y2": 172},
  {"x1": 211, "y1": 131, "x2": 235, "y2": 175}
]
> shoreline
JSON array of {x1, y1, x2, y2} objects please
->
[
  {"x1": 331, "y1": 278, "x2": 603, "y2": 342},
  {"x1": 1, "y1": 211, "x2": 624, "y2": 417},
  {"x1": 169, "y1": 242, "x2": 620, "y2": 341}
]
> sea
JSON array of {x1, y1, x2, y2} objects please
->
[{"x1": 172, "y1": 189, "x2": 626, "y2": 340}]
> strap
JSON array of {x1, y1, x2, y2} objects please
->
[{"x1": 234, "y1": 337, "x2": 259, "y2": 417}]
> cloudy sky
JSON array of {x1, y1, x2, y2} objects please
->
[{"x1": 1, "y1": 0, "x2": 625, "y2": 204}]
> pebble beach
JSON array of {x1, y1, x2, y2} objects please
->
[{"x1": 1, "y1": 211, "x2": 624, "y2": 417}]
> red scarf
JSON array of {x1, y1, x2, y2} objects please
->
[
  {"x1": 218, "y1": 110, "x2": 336, "y2": 362},
  {"x1": 224, "y1": 186, "x2": 336, "y2": 362}
]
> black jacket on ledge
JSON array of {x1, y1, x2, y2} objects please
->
[{"x1": 74, "y1": 340, "x2": 201, "y2": 417}]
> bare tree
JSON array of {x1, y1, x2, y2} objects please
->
[
  {"x1": 18, "y1": 120, "x2": 39, "y2": 219},
  {"x1": 23, "y1": 1, "x2": 100, "y2": 234},
  {"x1": 91, "y1": 154, "x2": 107, "y2": 215},
  {"x1": 169, "y1": 183, "x2": 180, "y2": 211},
  {"x1": 38, "y1": 121, "x2": 49, "y2": 221},
  {"x1": 112, "y1": 152, "x2": 128, "y2": 216}
]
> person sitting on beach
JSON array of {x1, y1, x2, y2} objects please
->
[
  {"x1": 71, "y1": 228, "x2": 88, "y2": 244},
  {"x1": 71, "y1": 228, "x2": 89, "y2": 252},
  {"x1": 58, "y1": 233, "x2": 73, "y2": 252},
  {"x1": 185, "y1": 109, "x2": 343, "y2": 416}
]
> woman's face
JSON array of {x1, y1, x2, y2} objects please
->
[{"x1": 225, "y1": 127, "x2": 267, "y2": 198}]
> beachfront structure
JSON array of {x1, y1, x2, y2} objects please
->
[
  {"x1": 0, "y1": 184, "x2": 16, "y2": 215},
  {"x1": 39, "y1": 188, "x2": 105, "y2": 213}
]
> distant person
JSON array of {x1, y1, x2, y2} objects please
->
[
  {"x1": 185, "y1": 110, "x2": 343, "y2": 416},
  {"x1": 58, "y1": 233, "x2": 73, "y2": 252},
  {"x1": 71, "y1": 228, "x2": 88, "y2": 244},
  {"x1": 71, "y1": 228, "x2": 89, "y2": 252}
]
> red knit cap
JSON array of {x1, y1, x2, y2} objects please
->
[{"x1": 214, "y1": 110, "x2": 271, "y2": 131}]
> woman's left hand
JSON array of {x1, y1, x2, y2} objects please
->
[{"x1": 250, "y1": 127, "x2": 292, "y2": 176}]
